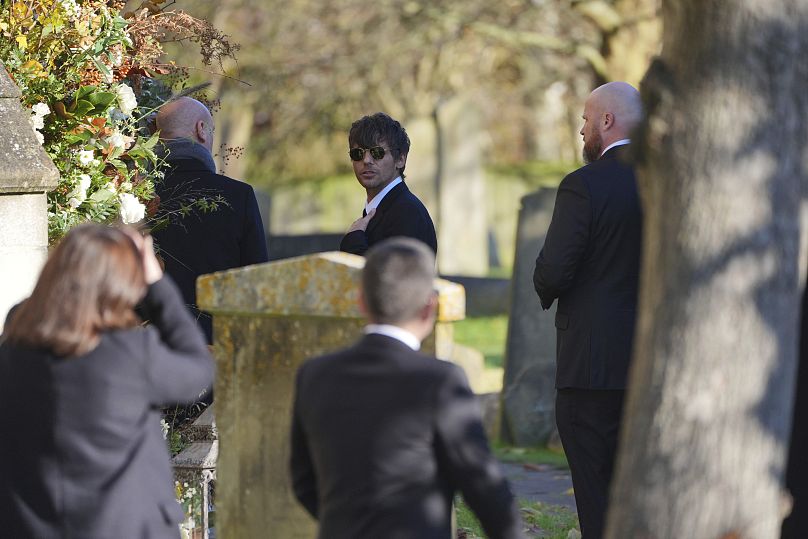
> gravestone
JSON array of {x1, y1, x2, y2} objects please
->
[
  {"x1": 196, "y1": 252, "x2": 465, "y2": 539},
  {"x1": 501, "y1": 188, "x2": 559, "y2": 446},
  {"x1": 0, "y1": 62, "x2": 60, "y2": 330}
]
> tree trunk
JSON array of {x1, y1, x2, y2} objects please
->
[{"x1": 606, "y1": 2, "x2": 808, "y2": 538}]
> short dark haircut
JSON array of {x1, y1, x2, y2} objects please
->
[
  {"x1": 362, "y1": 237, "x2": 435, "y2": 325},
  {"x1": 4, "y1": 224, "x2": 146, "y2": 357},
  {"x1": 349, "y1": 112, "x2": 411, "y2": 178}
]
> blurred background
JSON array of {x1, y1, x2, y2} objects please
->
[{"x1": 163, "y1": 0, "x2": 661, "y2": 277}]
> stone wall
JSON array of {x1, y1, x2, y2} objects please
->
[{"x1": 0, "y1": 62, "x2": 59, "y2": 330}]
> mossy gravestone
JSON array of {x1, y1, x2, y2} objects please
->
[
  {"x1": 0, "y1": 62, "x2": 59, "y2": 330},
  {"x1": 197, "y1": 252, "x2": 465, "y2": 539},
  {"x1": 501, "y1": 188, "x2": 559, "y2": 446}
]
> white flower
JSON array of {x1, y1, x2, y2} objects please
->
[
  {"x1": 68, "y1": 197, "x2": 82, "y2": 209},
  {"x1": 115, "y1": 84, "x2": 138, "y2": 116},
  {"x1": 68, "y1": 174, "x2": 92, "y2": 203},
  {"x1": 107, "y1": 131, "x2": 132, "y2": 149},
  {"x1": 119, "y1": 181, "x2": 133, "y2": 192},
  {"x1": 29, "y1": 114, "x2": 44, "y2": 131},
  {"x1": 160, "y1": 419, "x2": 169, "y2": 440},
  {"x1": 32, "y1": 103, "x2": 50, "y2": 117},
  {"x1": 78, "y1": 150, "x2": 95, "y2": 166},
  {"x1": 34, "y1": 130, "x2": 44, "y2": 145},
  {"x1": 103, "y1": 181, "x2": 117, "y2": 192},
  {"x1": 119, "y1": 193, "x2": 146, "y2": 224},
  {"x1": 59, "y1": 0, "x2": 81, "y2": 20}
]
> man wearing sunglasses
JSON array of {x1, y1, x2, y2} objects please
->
[{"x1": 339, "y1": 112, "x2": 438, "y2": 256}]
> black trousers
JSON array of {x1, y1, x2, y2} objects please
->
[{"x1": 556, "y1": 388, "x2": 625, "y2": 539}]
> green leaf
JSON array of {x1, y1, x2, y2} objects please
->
[
  {"x1": 87, "y1": 92, "x2": 116, "y2": 108},
  {"x1": 108, "y1": 159, "x2": 127, "y2": 171},
  {"x1": 75, "y1": 86, "x2": 97, "y2": 101},
  {"x1": 108, "y1": 145, "x2": 124, "y2": 160},
  {"x1": 90, "y1": 189, "x2": 115, "y2": 203},
  {"x1": 90, "y1": 57, "x2": 112, "y2": 82},
  {"x1": 72, "y1": 99, "x2": 95, "y2": 117},
  {"x1": 142, "y1": 132, "x2": 160, "y2": 150}
]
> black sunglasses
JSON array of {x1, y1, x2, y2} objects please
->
[{"x1": 349, "y1": 146, "x2": 388, "y2": 161}]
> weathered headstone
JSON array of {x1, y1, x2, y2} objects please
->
[
  {"x1": 0, "y1": 62, "x2": 60, "y2": 330},
  {"x1": 501, "y1": 188, "x2": 559, "y2": 446},
  {"x1": 196, "y1": 252, "x2": 465, "y2": 539}
]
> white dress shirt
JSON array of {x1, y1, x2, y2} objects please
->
[
  {"x1": 364, "y1": 176, "x2": 403, "y2": 215},
  {"x1": 600, "y1": 138, "x2": 630, "y2": 158},
  {"x1": 364, "y1": 323, "x2": 421, "y2": 351}
]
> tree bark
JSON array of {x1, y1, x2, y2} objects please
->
[{"x1": 606, "y1": 2, "x2": 808, "y2": 538}]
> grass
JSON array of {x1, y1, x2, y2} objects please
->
[
  {"x1": 453, "y1": 315, "x2": 509, "y2": 369},
  {"x1": 494, "y1": 443, "x2": 569, "y2": 470},
  {"x1": 456, "y1": 497, "x2": 579, "y2": 539}
]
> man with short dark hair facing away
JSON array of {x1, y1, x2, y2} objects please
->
[{"x1": 291, "y1": 237, "x2": 523, "y2": 539}]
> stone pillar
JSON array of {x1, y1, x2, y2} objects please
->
[
  {"x1": 197, "y1": 252, "x2": 464, "y2": 539},
  {"x1": 501, "y1": 189, "x2": 559, "y2": 446},
  {"x1": 0, "y1": 62, "x2": 60, "y2": 330}
]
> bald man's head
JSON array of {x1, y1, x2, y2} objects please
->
[
  {"x1": 155, "y1": 97, "x2": 215, "y2": 153},
  {"x1": 580, "y1": 82, "x2": 643, "y2": 163}
]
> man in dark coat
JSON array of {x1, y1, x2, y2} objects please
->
[
  {"x1": 153, "y1": 97, "x2": 268, "y2": 344},
  {"x1": 291, "y1": 238, "x2": 523, "y2": 539},
  {"x1": 339, "y1": 112, "x2": 437, "y2": 256},
  {"x1": 782, "y1": 277, "x2": 808, "y2": 538},
  {"x1": 533, "y1": 81, "x2": 644, "y2": 539}
]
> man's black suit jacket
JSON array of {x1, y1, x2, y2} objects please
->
[
  {"x1": 0, "y1": 277, "x2": 214, "y2": 539},
  {"x1": 533, "y1": 145, "x2": 642, "y2": 389},
  {"x1": 290, "y1": 334, "x2": 523, "y2": 539},
  {"x1": 340, "y1": 181, "x2": 438, "y2": 256},
  {"x1": 153, "y1": 157, "x2": 268, "y2": 342}
]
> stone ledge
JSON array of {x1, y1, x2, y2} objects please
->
[{"x1": 198, "y1": 252, "x2": 465, "y2": 321}]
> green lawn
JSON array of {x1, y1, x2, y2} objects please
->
[
  {"x1": 494, "y1": 444, "x2": 569, "y2": 470},
  {"x1": 456, "y1": 497, "x2": 579, "y2": 539},
  {"x1": 453, "y1": 315, "x2": 509, "y2": 369}
]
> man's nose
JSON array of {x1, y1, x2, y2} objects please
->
[{"x1": 363, "y1": 149, "x2": 374, "y2": 163}]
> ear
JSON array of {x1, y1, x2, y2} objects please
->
[
  {"x1": 602, "y1": 112, "x2": 614, "y2": 131},
  {"x1": 358, "y1": 287, "x2": 370, "y2": 318},
  {"x1": 195, "y1": 120, "x2": 210, "y2": 145},
  {"x1": 395, "y1": 151, "x2": 407, "y2": 171},
  {"x1": 420, "y1": 292, "x2": 438, "y2": 322}
]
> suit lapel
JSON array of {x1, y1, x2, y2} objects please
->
[{"x1": 365, "y1": 182, "x2": 408, "y2": 238}]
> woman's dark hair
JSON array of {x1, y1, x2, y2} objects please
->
[
  {"x1": 349, "y1": 112, "x2": 411, "y2": 178},
  {"x1": 4, "y1": 224, "x2": 146, "y2": 357}
]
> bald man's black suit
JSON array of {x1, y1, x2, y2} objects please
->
[{"x1": 533, "y1": 144, "x2": 642, "y2": 539}]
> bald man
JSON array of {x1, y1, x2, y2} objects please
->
[
  {"x1": 153, "y1": 97, "x2": 268, "y2": 344},
  {"x1": 533, "y1": 82, "x2": 644, "y2": 539}
]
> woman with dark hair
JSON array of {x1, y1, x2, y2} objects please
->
[{"x1": 0, "y1": 224, "x2": 214, "y2": 539}]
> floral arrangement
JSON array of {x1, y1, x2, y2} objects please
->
[{"x1": 0, "y1": 0, "x2": 237, "y2": 243}]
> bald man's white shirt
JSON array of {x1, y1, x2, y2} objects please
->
[{"x1": 600, "y1": 139, "x2": 630, "y2": 158}]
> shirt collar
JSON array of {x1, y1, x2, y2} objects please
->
[
  {"x1": 364, "y1": 324, "x2": 421, "y2": 351},
  {"x1": 599, "y1": 139, "x2": 630, "y2": 158},
  {"x1": 364, "y1": 176, "x2": 403, "y2": 214}
]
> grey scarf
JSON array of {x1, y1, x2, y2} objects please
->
[{"x1": 157, "y1": 138, "x2": 216, "y2": 173}]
